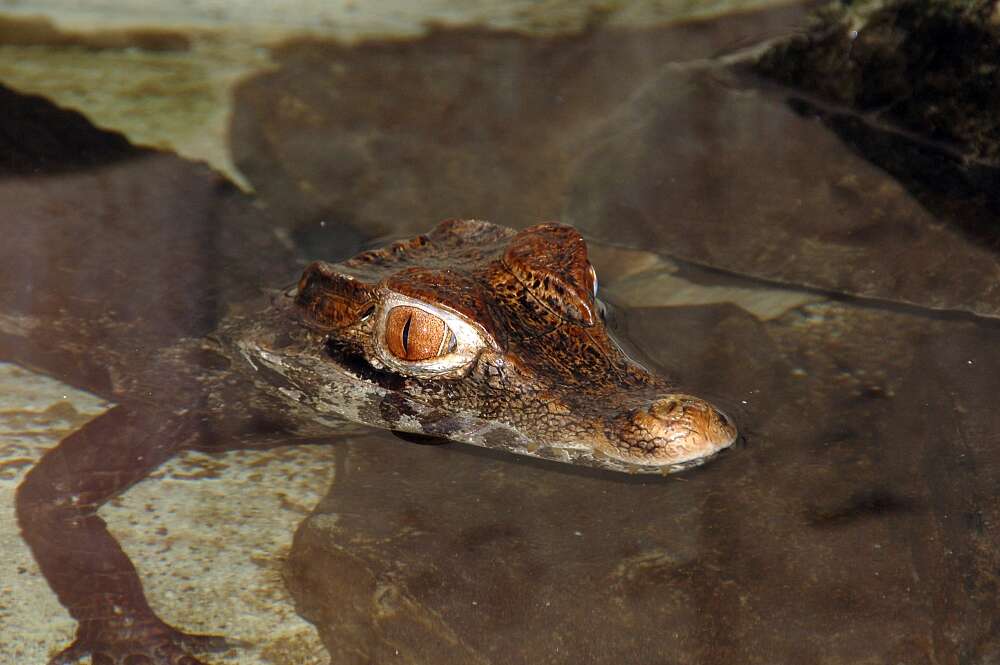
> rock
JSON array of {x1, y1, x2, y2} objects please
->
[
  {"x1": 755, "y1": 0, "x2": 1000, "y2": 166},
  {"x1": 601, "y1": 262, "x2": 824, "y2": 321},
  {"x1": 749, "y1": 0, "x2": 1000, "y2": 311}
]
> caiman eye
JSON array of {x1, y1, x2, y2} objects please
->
[
  {"x1": 372, "y1": 293, "x2": 494, "y2": 377},
  {"x1": 384, "y1": 306, "x2": 457, "y2": 361}
]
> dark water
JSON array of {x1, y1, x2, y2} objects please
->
[{"x1": 3, "y1": 3, "x2": 1000, "y2": 664}]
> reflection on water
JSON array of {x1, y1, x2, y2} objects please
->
[{"x1": 2, "y1": 2, "x2": 1000, "y2": 664}]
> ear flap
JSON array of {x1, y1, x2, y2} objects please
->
[
  {"x1": 295, "y1": 261, "x2": 376, "y2": 331},
  {"x1": 502, "y1": 223, "x2": 597, "y2": 326}
]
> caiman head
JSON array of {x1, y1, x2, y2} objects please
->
[{"x1": 289, "y1": 219, "x2": 736, "y2": 474}]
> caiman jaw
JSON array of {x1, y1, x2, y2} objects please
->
[{"x1": 609, "y1": 394, "x2": 738, "y2": 469}]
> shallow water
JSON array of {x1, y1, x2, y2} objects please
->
[{"x1": 2, "y1": 2, "x2": 999, "y2": 664}]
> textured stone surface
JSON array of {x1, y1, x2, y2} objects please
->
[
  {"x1": 600, "y1": 258, "x2": 824, "y2": 320},
  {"x1": 756, "y1": 0, "x2": 1000, "y2": 165},
  {"x1": 0, "y1": 15, "x2": 266, "y2": 188},
  {"x1": 0, "y1": 364, "x2": 100, "y2": 662},
  {"x1": 0, "y1": 0, "x2": 805, "y2": 35},
  {"x1": 0, "y1": 361, "x2": 338, "y2": 664},
  {"x1": 0, "y1": 82, "x2": 331, "y2": 663},
  {"x1": 0, "y1": 1, "x2": 807, "y2": 189}
]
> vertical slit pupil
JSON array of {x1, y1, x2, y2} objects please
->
[{"x1": 402, "y1": 313, "x2": 412, "y2": 353}]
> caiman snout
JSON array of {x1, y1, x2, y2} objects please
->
[{"x1": 612, "y1": 394, "x2": 738, "y2": 469}]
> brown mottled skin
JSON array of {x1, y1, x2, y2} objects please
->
[
  {"x1": 14, "y1": 218, "x2": 735, "y2": 665},
  {"x1": 277, "y1": 219, "x2": 736, "y2": 471}
]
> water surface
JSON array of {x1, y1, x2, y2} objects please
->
[{"x1": 3, "y1": 3, "x2": 999, "y2": 664}]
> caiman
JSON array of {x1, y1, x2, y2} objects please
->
[
  {"x1": 252, "y1": 218, "x2": 736, "y2": 473},
  {"x1": 9, "y1": 176, "x2": 736, "y2": 665}
]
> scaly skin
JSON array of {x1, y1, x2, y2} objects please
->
[{"x1": 259, "y1": 218, "x2": 737, "y2": 473}]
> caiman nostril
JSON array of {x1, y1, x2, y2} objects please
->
[
  {"x1": 624, "y1": 394, "x2": 738, "y2": 467},
  {"x1": 650, "y1": 398, "x2": 680, "y2": 418}
]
